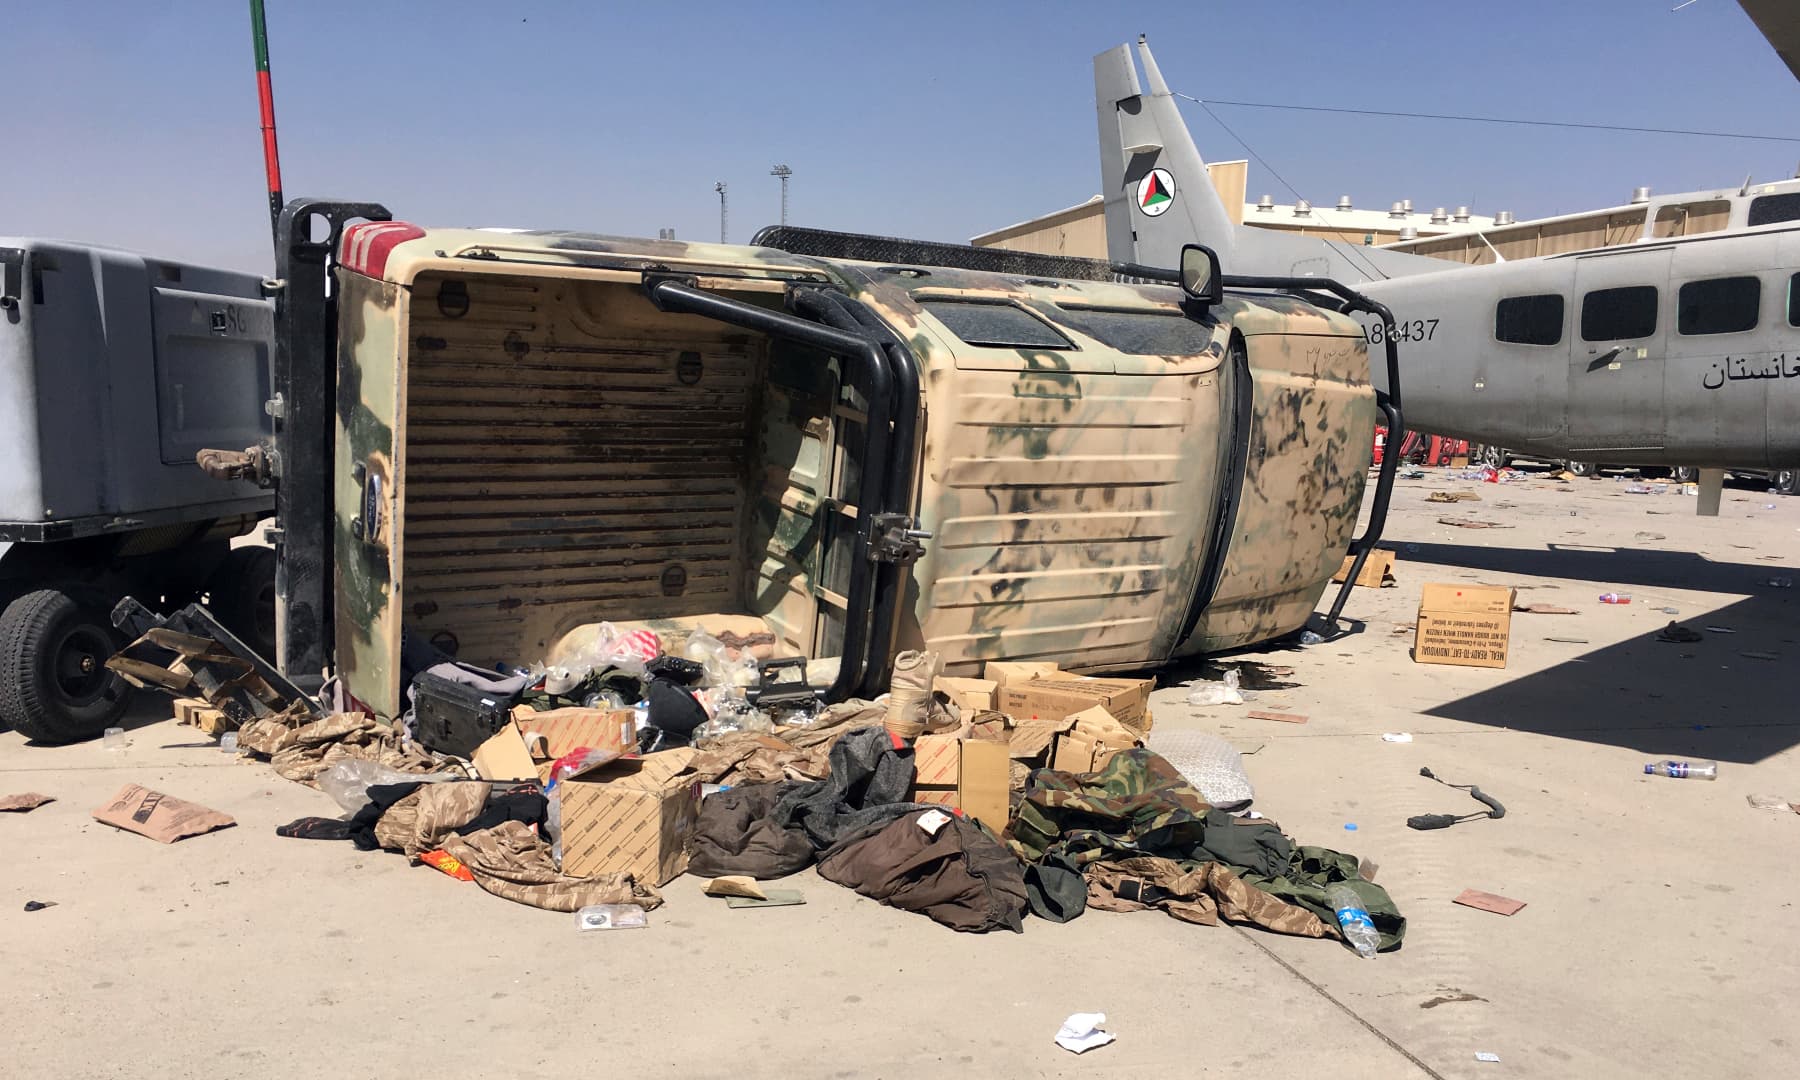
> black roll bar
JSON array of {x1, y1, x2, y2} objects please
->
[{"x1": 642, "y1": 279, "x2": 894, "y2": 703}]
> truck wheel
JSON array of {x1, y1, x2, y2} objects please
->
[
  {"x1": 0, "y1": 589, "x2": 132, "y2": 744},
  {"x1": 1672, "y1": 466, "x2": 1699, "y2": 484},
  {"x1": 1777, "y1": 469, "x2": 1799, "y2": 496},
  {"x1": 208, "y1": 546, "x2": 277, "y2": 660},
  {"x1": 1566, "y1": 460, "x2": 1600, "y2": 479},
  {"x1": 1478, "y1": 443, "x2": 1508, "y2": 469}
]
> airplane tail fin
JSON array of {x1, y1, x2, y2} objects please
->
[{"x1": 1095, "y1": 36, "x2": 1237, "y2": 269}]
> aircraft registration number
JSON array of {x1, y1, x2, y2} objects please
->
[{"x1": 1364, "y1": 318, "x2": 1438, "y2": 345}]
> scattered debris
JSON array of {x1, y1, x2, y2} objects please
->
[
  {"x1": 1656, "y1": 623, "x2": 1703, "y2": 643},
  {"x1": 1739, "y1": 651, "x2": 1780, "y2": 661},
  {"x1": 1513, "y1": 603, "x2": 1577, "y2": 614},
  {"x1": 1634, "y1": 531, "x2": 1667, "y2": 541},
  {"x1": 1427, "y1": 491, "x2": 1481, "y2": 503},
  {"x1": 1437, "y1": 517, "x2": 1511, "y2": 529},
  {"x1": 91, "y1": 784, "x2": 236, "y2": 844},
  {"x1": 1186, "y1": 669, "x2": 1245, "y2": 707},
  {"x1": 0, "y1": 792, "x2": 54, "y2": 812},
  {"x1": 1475, "y1": 1052, "x2": 1502, "y2": 1064},
  {"x1": 1381, "y1": 733, "x2": 1414, "y2": 743},
  {"x1": 418, "y1": 849, "x2": 475, "y2": 882},
  {"x1": 1055, "y1": 1013, "x2": 1116, "y2": 1055},
  {"x1": 1658, "y1": 606, "x2": 1681, "y2": 614},
  {"x1": 102, "y1": 727, "x2": 127, "y2": 751},
  {"x1": 1332, "y1": 549, "x2": 1397, "y2": 588},
  {"x1": 1598, "y1": 592, "x2": 1632, "y2": 604},
  {"x1": 1746, "y1": 794, "x2": 1799, "y2": 814},
  {"x1": 1416, "y1": 584, "x2": 1513, "y2": 669},
  {"x1": 1299, "y1": 629, "x2": 1327, "y2": 645},
  {"x1": 1454, "y1": 889, "x2": 1526, "y2": 916},
  {"x1": 1392, "y1": 624, "x2": 1414, "y2": 635},
  {"x1": 1407, "y1": 767, "x2": 1505, "y2": 830},
  {"x1": 575, "y1": 903, "x2": 649, "y2": 931},
  {"x1": 1544, "y1": 636, "x2": 1590, "y2": 644},
  {"x1": 1705, "y1": 626, "x2": 1736, "y2": 634},
  {"x1": 727, "y1": 889, "x2": 805, "y2": 909},
  {"x1": 704, "y1": 875, "x2": 769, "y2": 900},
  {"x1": 22, "y1": 900, "x2": 56, "y2": 912},
  {"x1": 1765, "y1": 577, "x2": 1793, "y2": 589},
  {"x1": 1246, "y1": 710, "x2": 1308, "y2": 725}
]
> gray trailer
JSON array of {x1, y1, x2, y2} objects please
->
[{"x1": 0, "y1": 238, "x2": 275, "y2": 742}]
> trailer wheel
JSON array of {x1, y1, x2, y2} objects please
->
[
  {"x1": 207, "y1": 546, "x2": 277, "y2": 660},
  {"x1": 0, "y1": 589, "x2": 132, "y2": 743}
]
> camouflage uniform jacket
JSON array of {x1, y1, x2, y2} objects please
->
[{"x1": 1007, "y1": 749, "x2": 1406, "y2": 950}]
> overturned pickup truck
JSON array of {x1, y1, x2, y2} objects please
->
[{"x1": 246, "y1": 204, "x2": 1399, "y2": 720}]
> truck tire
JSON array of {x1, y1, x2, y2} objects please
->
[
  {"x1": 208, "y1": 546, "x2": 277, "y2": 660},
  {"x1": 1672, "y1": 466, "x2": 1699, "y2": 484},
  {"x1": 0, "y1": 589, "x2": 132, "y2": 744},
  {"x1": 1477, "y1": 443, "x2": 1509, "y2": 469},
  {"x1": 1777, "y1": 469, "x2": 1799, "y2": 496},
  {"x1": 1566, "y1": 460, "x2": 1600, "y2": 479}
]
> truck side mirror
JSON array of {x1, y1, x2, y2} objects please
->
[{"x1": 1180, "y1": 244, "x2": 1223, "y2": 307}]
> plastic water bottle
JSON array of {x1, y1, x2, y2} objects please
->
[
  {"x1": 1598, "y1": 592, "x2": 1632, "y2": 604},
  {"x1": 1644, "y1": 759, "x2": 1717, "y2": 781},
  {"x1": 1327, "y1": 884, "x2": 1380, "y2": 958}
]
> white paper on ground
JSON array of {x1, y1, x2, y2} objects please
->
[
  {"x1": 1381, "y1": 732, "x2": 1413, "y2": 743},
  {"x1": 1055, "y1": 1013, "x2": 1116, "y2": 1054}
]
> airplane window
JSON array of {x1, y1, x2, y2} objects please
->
[
  {"x1": 1790, "y1": 273, "x2": 1800, "y2": 328},
  {"x1": 1580, "y1": 285, "x2": 1658, "y2": 342},
  {"x1": 1677, "y1": 276, "x2": 1761, "y2": 336},
  {"x1": 1053, "y1": 306, "x2": 1216, "y2": 355},
  {"x1": 1747, "y1": 192, "x2": 1800, "y2": 228},
  {"x1": 918, "y1": 300, "x2": 1074, "y2": 350},
  {"x1": 1494, "y1": 294, "x2": 1564, "y2": 346}
]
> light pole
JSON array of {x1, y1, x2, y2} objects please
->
[
  {"x1": 715, "y1": 182, "x2": 728, "y2": 243},
  {"x1": 770, "y1": 164, "x2": 793, "y2": 226}
]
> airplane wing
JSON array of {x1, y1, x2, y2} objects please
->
[{"x1": 1739, "y1": 0, "x2": 1800, "y2": 82}]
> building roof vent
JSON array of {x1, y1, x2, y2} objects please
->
[
  {"x1": 1294, "y1": 200, "x2": 1312, "y2": 217},
  {"x1": 1398, "y1": 226, "x2": 1419, "y2": 240},
  {"x1": 1495, "y1": 210, "x2": 1515, "y2": 226},
  {"x1": 1630, "y1": 186, "x2": 1652, "y2": 204},
  {"x1": 1336, "y1": 195, "x2": 1353, "y2": 212},
  {"x1": 1453, "y1": 206, "x2": 1471, "y2": 223},
  {"x1": 1389, "y1": 201, "x2": 1407, "y2": 219},
  {"x1": 1430, "y1": 207, "x2": 1448, "y2": 224},
  {"x1": 1256, "y1": 194, "x2": 1275, "y2": 212},
  {"x1": 1400, "y1": 198, "x2": 1414, "y2": 214}
]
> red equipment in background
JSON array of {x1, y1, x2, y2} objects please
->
[{"x1": 1373, "y1": 427, "x2": 1469, "y2": 467}]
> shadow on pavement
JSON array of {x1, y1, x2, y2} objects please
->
[{"x1": 1401, "y1": 542, "x2": 1800, "y2": 764}]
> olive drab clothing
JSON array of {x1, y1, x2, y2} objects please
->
[{"x1": 1007, "y1": 749, "x2": 1406, "y2": 950}]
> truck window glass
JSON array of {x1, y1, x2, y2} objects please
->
[
  {"x1": 1580, "y1": 285, "x2": 1658, "y2": 342},
  {"x1": 1747, "y1": 192, "x2": 1800, "y2": 228},
  {"x1": 1053, "y1": 306, "x2": 1214, "y2": 355},
  {"x1": 1677, "y1": 276, "x2": 1760, "y2": 336},
  {"x1": 1493, "y1": 294, "x2": 1564, "y2": 346},
  {"x1": 919, "y1": 300, "x2": 1074, "y2": 350}
]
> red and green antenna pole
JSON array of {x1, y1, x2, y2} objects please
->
[{"x1": 249, "y1": 0, "x2": 283, "y2": 251}]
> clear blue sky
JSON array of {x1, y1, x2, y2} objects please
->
[{"x1": 3, "y1": 0, "x2": 1795, "y2": 273}]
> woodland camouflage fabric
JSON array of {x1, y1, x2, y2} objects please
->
[{"x1": 1008, "y1": 748, "x2": 1405, "y2": 949}]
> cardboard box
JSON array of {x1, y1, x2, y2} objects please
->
[
  {"x1": 982, "y1": 661, "x2": 1060, "y2": 691},
  {"x1": 1414, "y1": 583, "x2": 1514, "y2": 669},
  {"x1": 933, "y1": 676, "x2": 997, "y2": 713},
  {"x1": 999, "y1": 674, "x2": 1156, "y2": 734},
  {"x1": 472, "y1": 705, "x2": 637, "y2": 783},
  {"x1": 1332, "y1": 549, "x2": 1397, "y2": 589},
  {"x1": 1050, "y1": 705, "x2": 1142, "y2": 773},
  {"x1": 1007, "y1": 714, "x2": 1076, "y2": 761},
  {"x1": 558, "y1": 748, "x2": 700, "y2": 885},
  {"x1": 911, "y1": 735, "x2": 1011, "y2": 832}
]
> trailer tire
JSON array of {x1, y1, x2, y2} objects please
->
[
  {"x1": 207, "y1": 546, "x2": 277, "y2": 660},
  {"x1": 0, "y1": 589, "x2": 132, "y2": 744}
]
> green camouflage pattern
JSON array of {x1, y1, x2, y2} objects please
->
[
  {"x1": 1008, "y1": 748, "x2": 1405, "y2": 949},
  {"x1": 329, "y1": 227, "x2": 1373, "y2": 718}
]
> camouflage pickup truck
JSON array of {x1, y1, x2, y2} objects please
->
[{"x1": 254, "y1": 205, "x2": 1399, "y2": 720}]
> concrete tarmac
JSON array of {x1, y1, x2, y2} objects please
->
[{"x1": 3, "y1": 467, "x2": 1796, "y2": 1079}]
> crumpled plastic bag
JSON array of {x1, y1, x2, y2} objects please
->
[
  {"x1": 1145, "y1": 730, "x2": 1254, "y2": 810},
  {"x1": 1185, "y1": 667, "x2": 1245, "y2": 706},
  {"x1": 317, "y1": 758, "x2": 455, "y2": 815}
]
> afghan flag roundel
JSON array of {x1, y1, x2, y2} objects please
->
[{"x1": 1137, "y1": 168, "x2": 1176, "y2": 217}]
